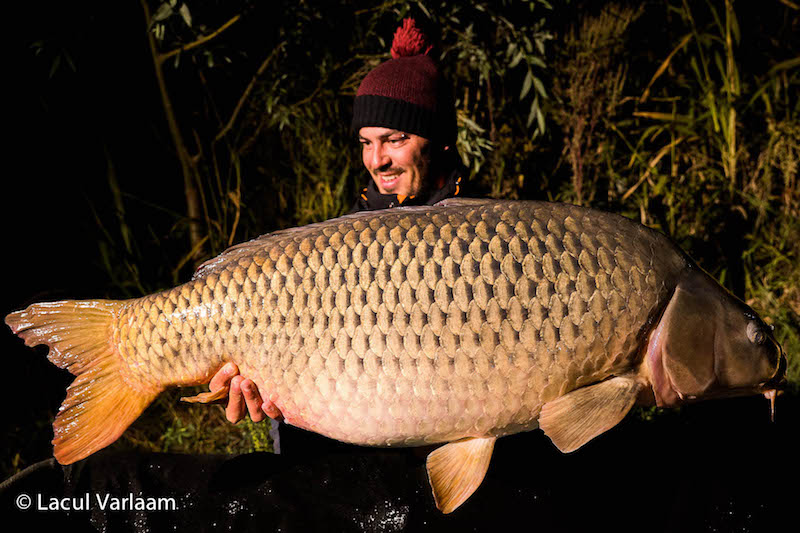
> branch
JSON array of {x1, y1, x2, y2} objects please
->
[
  {"x1": 140, "y1": 0, "x2": 204, "y2": 259},
  {"x1": 158, "y1": 14, "x2": 241, "y2": 65},
  {"x1": 215, "y1": 43, "x2": 285, "y2": 143}
]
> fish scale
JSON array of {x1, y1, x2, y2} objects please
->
[{"x1": 108, "y1": 200, "x2": 682, "y2": 447}]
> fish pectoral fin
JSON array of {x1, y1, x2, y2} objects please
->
[
  {"x1": 539, "y1": 376, "x2": 643, "y2": 453},
  {"x1": 425, "y1": 436, "x2": 496, "y2": 514},
  {"x1": 180, "y1": 385, "x2": 230, "y2": 404}
]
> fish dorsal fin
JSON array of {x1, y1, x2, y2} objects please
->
[
  {"x1": 191, "y1": 218, "x2": 359, "y2": 279},
  {"x1": 433, "y1": 197, "x2": 497, "y2": 208},
  {"x1": 191, "y1": 228, "x2": 307, "y2": 280},
  {"x1": 192, "y1": 238, "x2": 263, "y2": 279},
  {"x1": 192, "y1": 199, "x2": 502, "y2": 279},
  {"x1": 539, "y1": 376, "x2": 642, "y2": 453},
  {"x1": 425, "y1": 436, "x2": 496, "y2": 514}
]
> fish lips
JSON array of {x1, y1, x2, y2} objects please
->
[{"x1": 759, "y1": 342, "x2": 788, "y2": 398}]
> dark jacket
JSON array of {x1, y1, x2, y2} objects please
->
[{"x1": 349, "y1": 167, "x2": 465, "y2": 213}]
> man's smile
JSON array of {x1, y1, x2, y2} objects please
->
[{"x1": 376, "y1": 171, "x2": 403, "y2": 191}]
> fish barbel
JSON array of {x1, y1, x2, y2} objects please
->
[{"x1": 5, "y1": 199, "x2": 786, "y2": 513}]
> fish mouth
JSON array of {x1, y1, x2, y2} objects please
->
[{"x1": 677, "y1": 349, "x2": 787, "y2": 411}]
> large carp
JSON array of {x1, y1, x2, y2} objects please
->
[{"x1": 6, "y1": 199, "x2": 786, "y2": 513}]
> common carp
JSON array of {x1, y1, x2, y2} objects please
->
[{"x1": 6, "y1": 199, "x2": 786, "y2": 513}]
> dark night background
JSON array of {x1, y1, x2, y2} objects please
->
[
  {"x1": 5, "y1": 0, "x2": 180, "y2": 469},
  {"x1": 3, "y1": 1, "x2": 799, "y2": 531}
]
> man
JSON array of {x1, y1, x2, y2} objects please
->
[
  {"x1": 347, "y1": 16, "x2": 464, "y2": 212},
  {"x1": 209, "y1": 18, "x2": 466, "y2": 443}
]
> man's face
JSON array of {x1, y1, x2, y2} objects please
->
[{"x1": 359, "y1": 127, "x2": 431, "y2": 197}]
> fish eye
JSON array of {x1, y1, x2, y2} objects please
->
[{"x1": 746, "y1": 321, "x2": 765, "y2": 345}]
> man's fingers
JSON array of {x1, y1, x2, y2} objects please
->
[
  {"x1": 213, "y1": 369, "x2": 283, "y2": 424},
  {"x1": 241, "y1": 380, "x2": 267, "y2": 423},
  {"x1": 261, "y1": 400, "x2": 284, "y2": 421},
  {"x1": 225, "y1": 375, "x2": 247, "y2": 423},
  {"x1": 210, "y1": 362, "x2": 239, "y2": 391}
]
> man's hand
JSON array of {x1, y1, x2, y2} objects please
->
[{"x1": 209, "y1": 363, "x2": 284, "y2": 423}]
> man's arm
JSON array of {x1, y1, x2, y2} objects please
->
[{"x1": 209, "y1": 363, "x2": 284, "y2": 423}]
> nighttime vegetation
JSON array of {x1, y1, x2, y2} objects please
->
[{"x1": 5, "y1": 0, "x2": 798, "y2": 482}]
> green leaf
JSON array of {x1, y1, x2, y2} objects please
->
[
  {"x1": 766, "y1": 56, "x2": 800, "y2": 77},
  {"x1": 520, "y1": 69, "x2": 533, "y2": 100},
  {"x1": 153, "y1": 3, "x2": 173, "y2": 23},
  {"x1": 527, "y1": 100, "x2": 536, "y2": 128},
  {"x1": 528, "y1": 55, "x2": 546, "y2": 69},
  {"x1": 535, "y1": 103, "x2": 545, "y2": 134},
  {"x1": 179, "y1": 3, "x2": 192, "y2": 27},
  {"x1": 533, "y1": 75, "x2": 547, "y2": 99},
  {"x1": 48, "y1": 54, "x2": 61, "y2": 79}
]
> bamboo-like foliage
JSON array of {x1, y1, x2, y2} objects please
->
[{"x1": 545, "y1": 2, "x2": 798, "y2": 385}]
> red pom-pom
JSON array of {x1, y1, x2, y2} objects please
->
[{"x1": 390, "y1": 18, "x2": 432, "y2": 59}]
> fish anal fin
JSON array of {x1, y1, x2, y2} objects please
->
[
  {"x1": 539, "y1": 376, "x2": 642, "y2": 453},
  {"x1": 181, "y1": 385, "x2": 230, "y2": 404},
  {"x1": 425, "y1": 436, "x2": 496, "y2": 514}
]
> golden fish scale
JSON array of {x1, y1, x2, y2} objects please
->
[{"x1": 113, "y1": 201, "x2": 686, "y2": 447}]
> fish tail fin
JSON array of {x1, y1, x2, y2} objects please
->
[{"x1": 5, "y1": 300, "x2": 160, "y2": 465}]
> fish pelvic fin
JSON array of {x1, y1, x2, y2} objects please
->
[
  {"x1": 180, "y1": 385, "x2": 230, "y2": 404},
  {"x1": 426, "y1": 436, "x2": 496, "y2": 514},
  {"x1": 5, "y1": 300, "x2": 160, "y2": 465},
  {"x1": 539, "y1": 375, "x2": 643, "y2": 453}
]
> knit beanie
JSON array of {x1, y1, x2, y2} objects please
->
[{"x1": 352, "y1": 18, "x2": 456, "y2": 145}]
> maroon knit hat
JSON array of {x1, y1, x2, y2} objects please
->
[{"x1": 352, "y1": 18, "x2": 456, "y2": 145}]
